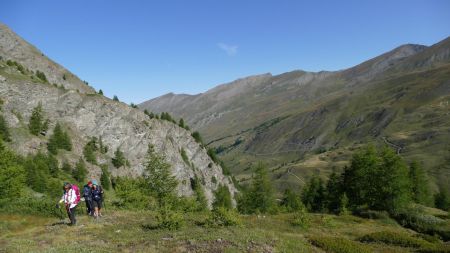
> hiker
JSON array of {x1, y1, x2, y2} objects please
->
[
  {"x1": 82, "y1": 181, "x2": 93, "y2": 216},
  {"x1": 91, "y1": 180, "x2": 104, "y2": 218},
  {"x1": 59, "y1": 182, "x2": 80, "y2": 226}
]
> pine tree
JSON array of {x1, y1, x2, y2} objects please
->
[
  {"x1": 113, "y1": 95, "x2": 119, "y2": 101},
  {"x1": 190, "y1": 176, "x2": 208, "y2": 210},
  {"x1": 213, "y1": 184, "x2": 233, "y2": 210},
  {"x1": 98, "y1": 89, "x2": 103, "y2": 95},
  {"x1": 100, "y1": 165, "x2": 111, "y2": 190},
  {"x1": 29, "y1": 103, "x2": 44, "y2": 135},
  {"x1": 112, "y1": 147, "x2": 126, "y2": 168},
  {"x1": 47, "y1": 123, "x2": 72, "y2": 155},
  {"x1": 435, "y1": 188, "x2": 450, "y2": 211},
  {"x1": 73, "y1": 158, "x2": 87, "y2": 182},
  {"x1": 409, "y1": 161, "x2": 432, "y2": 206},
  {"x1": 143, "y1": 144, "x2": 177, "y2": 206},
  {"x1": 178, "y1": 118, "x2": 185, "y2": 128},
  {"x1": 342, "y1": 145, "x2": 412, "y2": 214},
  {"x1": 61, "y1": 161, "x2": 72, "y2": 173},
  {"x1": 238, "y1": 163, "x2": 276, "y2": 214},
  {"x1": 191, "y1": 131, "x2": 203, "y2": 145},
  {"x1": 325, "y1": 170, "x2": 344, "y2": 213},
  {"x1": 301, "y1": 176, "x2": 325, "y2": 212},
  {"x1": 281, "y1": 188, "x2": 303, "y2": 212},
  {"x1": 0, "y1": 114, "x2": 11, "y2": 142},
  {"x1": 83, "y1": 137, "x2": 98, "y2": 164},
  {"x1": 0, "y1": 139, "x2": 26, "y2": 199}
]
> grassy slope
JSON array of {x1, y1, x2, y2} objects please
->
[
  {"x1": 1, "y1": 209, "x2": 449, "y2": 253},
  {"x1": 215, "y1": 64, "x2": 450, "y2": 192}
]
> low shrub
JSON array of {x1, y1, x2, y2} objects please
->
[
  {"x1": 309, "y1": 236, "x2": 371, "y2": 253},
  {"x1": 394, "y1": 207, "x2": 449, "y2": 241},
  {"x1": 290, "y1": 209, "x2": 310, "y2": 228},
  {"x1": 359, "y1": 231, "x2": 432, "y2": 248},
  {"x1": 206, "y1": 207, "x2": 241, "y2": 227},
  {"x1": 155, "y1": 205, "x2": 184, "y2": 230},
  {"x1": 0, "y1": 197, "x2": 59, "y2": 217}
]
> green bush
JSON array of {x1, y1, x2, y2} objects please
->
[
  {"x1": 180, "y1": 148, "x2": 189, "y2": 164},
  {"x1": 309, "y1": 236, "x2": 371, "y2": 253},
  {"x1": 290, "y1": 209, "x2": 310, "y2": 228},
  {"x1": 359, "y1": 231, "x2": 432, "y2": 248},
  {"x1": 156, "y1": 205, "x2": 184, "y2": 230},
  {"x1": 113, "y1": 177, "x2": 154, "y2": 210},
  {"x1": 207, "y1": 207, "x2": 241, "y2": 227},
  {"x1": 0, "y1": 197, "x2": 59, "y2": 217}
]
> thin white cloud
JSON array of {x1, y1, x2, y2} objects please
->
[{"x1": 217, "y1": 43, "x2": 238, "y2": 56}]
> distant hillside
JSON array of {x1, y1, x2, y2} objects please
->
[{"x1": 140, "y1": 36, "x2": 450, "y2": 192}]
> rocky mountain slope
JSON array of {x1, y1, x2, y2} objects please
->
[
  {"x1": 140, "y1": 37, "x2": 450, "y2": 192},
  {"x1": 0, "y1": 23, "x2": 236, "y2": 206}
]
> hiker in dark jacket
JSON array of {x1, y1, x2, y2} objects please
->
[
  {"x1": 82, "y1": 181, "x2": 93, "y2": 216},
  {"x1": 91, "y1": 180, "x2": 104, "y2": 218}
]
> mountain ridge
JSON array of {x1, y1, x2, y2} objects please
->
[{"x1": 140, "y1": 37, "x2": 450, "y2": 192}]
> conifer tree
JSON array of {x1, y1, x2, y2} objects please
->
[
  {"x1": 281, "y1": 188, "x2": 303, "y2": 212},
  {"x1": 301, "y1": 176, "x2": 325, "y2": 212},
  {"x1": 409, "y1": 161, "x2": 432, "y2": 206},
  {"x1": 112, "y1": 147, "x2": 126, "y2": 168},
  {"x1": 213, "y1": 184, "x2": 233, "y2": 210},
  {"x1": 100, "y1": 165, "x2": 111, "y2": 190},
  {"x1": 143, "y1": 144, "x2": 177, "y2": 206},
  {"x1": 73, "y1": 158, "x2": 87, "y2": 183},
  {"x1": 238, "y1": 163, "x2": 276, "y2": 214},
  {"x1": 0, "y1": 114, "x2": 11, "y2": 142},
  {"x1": 29, "y1": 103, "x2": 44, "y2": 135}
]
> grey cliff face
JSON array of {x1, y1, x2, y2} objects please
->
[{"x1": 0, "y1": 23, "x2": 236, "y2": 207}]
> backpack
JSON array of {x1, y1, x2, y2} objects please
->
[
  {"x1": 92, "y1": 186, "x2": 102, "y2": 201},
  {"x1": 72, "y1": 184, "x2": 81, "y2": 205}
]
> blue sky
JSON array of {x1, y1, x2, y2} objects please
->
[{"x1": 1, "y1": 0, "x2": 450, "y2": 103}]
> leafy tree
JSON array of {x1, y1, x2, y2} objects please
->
[
  {"x1": 0, "y1": 114, "x2": 11, "y2": 142},
  {"x1": 100, "y1": 165, "x2": 111, "y2": 190},
  {"x1": 73, "y1": 158, "x2": 87, "y2": 183},
  {"x1": 338, "y1": 193, "x2": 350, "y2": 215},
  {"x1": 191, "y1": 131, "x2": 203, "y2": 145},
  {"x1": 409, "y1": 161, "x2": 432, "y2": 206},
  {"x1": 113, "y1": 95, "x2": 119, "y2": 101},
  {"x1": 238, "y1": 163, "x2": 276, "y2": 214},
  {"x1": 62, "y1": 74, "x2": 66, "y2": 80},
  {"x1": 130, "y1": 103, "x2": 138, "y2": 108},
  {"x1": 29, "y1": 103, "x2": 45, "y2": 135},
  {"x1": 112, "y1": 147, "x2": 126, "y2": 168},
  {"x1": 143, "y1": 144, "x2": 178, "y2": 206},
  {"x1": 281, "y1": 188, "x2": 304, "y2": 212},
  {"x1": 213, "y1": 184, "x2": 233, "y2": 210},
  {"x1": 98, "y1": 89, "x2": 103, "y2": 95},
  {"x1": 301, "y1": 176, "x2": 326, "y2": 212}
]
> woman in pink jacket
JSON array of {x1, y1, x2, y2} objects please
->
[{"x1": 59, "y1": 182, "x2": 78, "y2": 226}]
